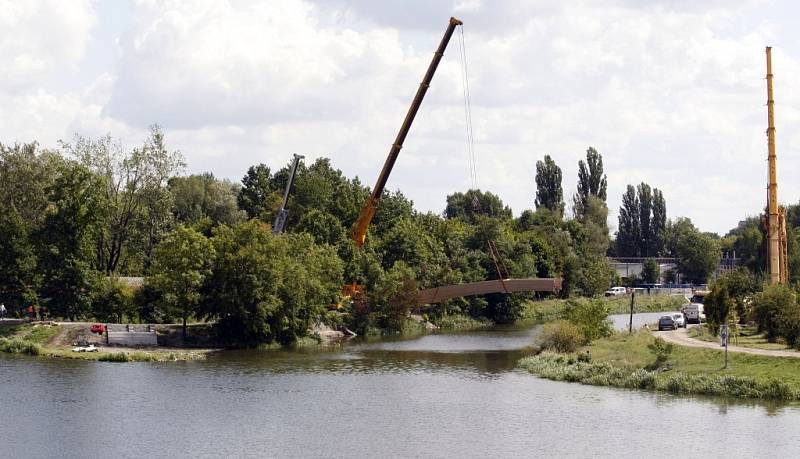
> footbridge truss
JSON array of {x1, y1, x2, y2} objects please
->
[{"x1": 417, "y1": 278, "x2": 562, "y2": 305}]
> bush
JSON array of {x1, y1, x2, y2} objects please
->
[
  {"x1": 562, "y1": 298, "x2": 612, "y2": 343},
  {"x1": 752, "y1": 284, "x2": 796, "y2": 342},
  {"x1": 646, "y1": 337, "x2": 674, "y2": 370},
  {"x1": 777, "y1": 300, "x2": 800, "y2": 347},
  {"x1": 539, "y1": 320, "x2": 584, "y2": 353}
]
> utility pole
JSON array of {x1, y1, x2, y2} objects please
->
[
  {"x1": 765, "y1": 47, "x2": 788, "y2": 284},
  {"x1": 628, "y1": 289, "x2": 635, "y2": 333}
]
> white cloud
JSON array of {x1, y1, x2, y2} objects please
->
[
  {"x1": 1, "y1": 0, "x2": 799, "y2": 236},
  {"x1": 0, "y1": 0, "x2": 96, "y2": 88}
]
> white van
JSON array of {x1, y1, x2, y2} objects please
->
[
  {"x1": 605, "y1": 286, "x2": 627, "y2": 297},
  {"x1": 681, "y1": 303, "x2": 705, "y2": 324}
]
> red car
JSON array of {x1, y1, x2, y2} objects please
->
[{"x1": 90, "y1": 324, "x2": 107, "y2": 335}]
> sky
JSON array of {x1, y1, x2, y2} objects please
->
[{"x1": 2, "y1": 0, "x2": 799, "y2": 235}]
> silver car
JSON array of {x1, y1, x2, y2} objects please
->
[{"x1": 658, "y1": 315, "x2": 678, "y2": 331}]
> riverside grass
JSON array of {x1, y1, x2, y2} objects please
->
[
  {"x1": 0, "y1": 337, "x2": 41, "y2": 355},
  {"x1": 520, "y1": 331, "x2": 800, "y2": 400}
]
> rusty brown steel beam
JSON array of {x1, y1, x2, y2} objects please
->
[{"x1": 417, "y1": 278, "x2": 562, "y2": 305}]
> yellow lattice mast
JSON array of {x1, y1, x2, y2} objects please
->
[{"x1": 765, "y1": 46, "x2": 788, "y2": 284}]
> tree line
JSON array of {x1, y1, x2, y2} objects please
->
[{"x1": 1, "y1": 129, "x2": 795, "y2": 345}]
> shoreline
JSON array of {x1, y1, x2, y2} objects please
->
[{"x1": 519, "y1": 330, "x2": 800, "y2": 401}]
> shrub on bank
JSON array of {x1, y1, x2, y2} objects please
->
[
  {"x1": 539, "y1": 320, "x2": 584, "y2": 353},
  {"x1": 752, "y1": 284, "x2": 799, "y2": 344},
  {"x1": 561, "y1": 298, "x2": 612, "y2": 343}
]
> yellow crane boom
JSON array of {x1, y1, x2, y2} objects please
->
[{"x1": 350, "y1": 17, "x2": 463, "y2": 248}]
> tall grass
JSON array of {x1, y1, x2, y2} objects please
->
[
  {"x1": 98, "y1": 351, "x2": 158, "y2": 362},
  {"x1": 519, "y1": 352, "x2": 797, "y2": 400},
  {"x1": 0, "y1": 338, "x2": 41, "y2": 356},
  {"x1": 434, "y1": 314, "x2": 492, "y2": 330}
]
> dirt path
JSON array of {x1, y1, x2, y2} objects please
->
[{"x1": 657, "y1": 326, "x2": 800, "y2": 359}]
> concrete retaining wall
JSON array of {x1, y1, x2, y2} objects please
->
[{"x1": 107, "y1": 325, "x2": 158, "y2": 346}]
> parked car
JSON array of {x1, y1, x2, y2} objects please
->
[
  {"x1": 671, "y1": 312, "x2": 686, "y2": 328},
  {"x1": 604, "y1": 286, "x2": 627, "y2": 297},
  {"x1": 90, "y1": 324, "x2": 106, "y2": 335},
  {"x1": 658, "y1": 315, "x2": 678, "y2": 331}
]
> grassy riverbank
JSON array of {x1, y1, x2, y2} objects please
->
[
  {"x1": 522, "y1": 295, "x2": 685, "y2": 323},
  {"x1": 689, "y1": 325, "x2": 796, "y2": 351},
  {"x1": 520, "y1": 331, "x2": 800, "y2": 400}
]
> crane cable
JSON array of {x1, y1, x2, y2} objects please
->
[
  {"x1": 457, "y1": 25, "x2": 478, "y2": 191},
  {"x1": 458, "y1": 26, "x2": 506, "y2": 285}
]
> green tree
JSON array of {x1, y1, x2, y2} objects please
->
[
  {"x1": 573, "y1": 146, "x2": 607, "y2": 220},
  {"x1": 578, "y1": 196, "x2": 610, "y2": 257},
  {"x1": 650, "y1": 189, "x2": 667, "y2": 256},
  {"x1": 0, "y1": 211, "x2": 39, "y2": 313},
  {"x1": 61, "y1": 126, "x2": 184, "y2": 275},
  {"x1": 237, "y1": 163, "x2": 275, "y2": 220},
  {"x1": 752, "y1": 284, "x2": 796, "y2": 342},
  {"x1": 377, "y1": 216, "x2": 447, "y2": 287},
  {"x1": 642, "y1": 258, "x2": 660, "y2": 284},
  {"x1": 91, "y1": 278, "x2": 135, "y2": 324},
  {"x1": 202, "y1": 222, "x2": 343, "y2": 346},
  {"x1": 445, "y1": 189, "x2": 512, "y2": 224},
  {"x1": 169, "y1": 173, "x2": 245, "y2": 228},
  {"x1": 36, "y1": 163, "x2": 104, "y2": 319},
  {"x1": 0, "y1": 142, "x2": 63, "y2": 227},
  {"x1": 616, "y1": 185, "x2": 640, "y2": 257},
  {"x1": 726, "y1": 218, "x2": 766, "y2": 275},
  {"x1": 580, "y1": 257, "x2": 614, "y2": 297},
  {"x1": 149, "y1": 226, "x2": 215, "y2": 339},
  {"x1": 535, "y1": 155, "x2": 564, "y2": 216},
  {"x1": 671, "y1": 219, "x2": 719, "y2": 284},
  {"x1": 637, "y1": 183, "x2": 653, "y2": 256},
  {"x1": 704, "y1": 282, "x2": 733, "y2": 334},
  {"x1": 369, "y1": 261, "x2": 418, "y2": 332},
  {"x1": 296, "y1": 209, "x2": 347, "y2": 246}
]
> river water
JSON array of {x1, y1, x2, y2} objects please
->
[{"x1": 2, "y1": 314, "x2": 799, "y2": 458}]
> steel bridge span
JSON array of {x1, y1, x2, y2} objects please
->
[{"x1": 417, "y1": 278, "x2": 562, "y2": 305}]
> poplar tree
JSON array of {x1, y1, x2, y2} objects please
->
[
  {"x1": 637, "y1": 183, "x2": 652, "y2": 256},
  {"x1": 573, "y1": 147, "x2": 607, "y2": 220},
  {"x1": 651, "y1": 189, "x2": 667, "y2": 256},
  {"x1": 617, "y1": 185, "x2": 640, "y2": 257},
  {"x1": 535, "y1": 155, "x2": 565, "y2": 217}
]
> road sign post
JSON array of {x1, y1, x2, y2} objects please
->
[{"x1": 720, "y1": 324, "x2": 729, "y2": 369}]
